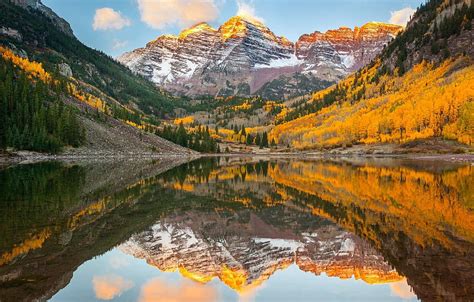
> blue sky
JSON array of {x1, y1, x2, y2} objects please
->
[{"x1": 43, "y1": 0, "x2": 425, "y2": 57}]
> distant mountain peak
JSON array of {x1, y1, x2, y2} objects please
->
[
  {"x1": 233, "y1": 14, "x2": 265, "y2": 26},
  {"x1": 179, "y1": 22, "x2": 217, "y2": 39},
  {"x1": 219, "y1": 15, "x2": 264, "y2": 40},
  {"x1": 119, "y1": 19, "x2": 401, "y2": 97},
  {"x1": 358, "y1": 22, "x2": 403, "y2": 35}
]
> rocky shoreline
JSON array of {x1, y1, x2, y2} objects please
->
[
  {"x1": 0, "y1": 150, "x2": 199, "y2": 168},
  {"x1": 1, "y1": 149, "x2": 473, "y2": 169}
]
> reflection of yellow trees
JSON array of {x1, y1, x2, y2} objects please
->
[
  {"x1": 297, "y1": 260, "x2": 403, "y2": 285},
  {"x1": 163, "y1": 160, "x2": 473, "y2": 250},
  {"x1": 68, "y1": 176, "x2": 157, "y2": 231},
  {"x1": 68, "y1": 197, "x2": 109, "y2": 230},
  {"x1": 0, "y1": 228, "x2": 51, "y2": 266},
  {"x1": 270, "y1": 161, "x2": 474, "y2": 249},
  {"x1": 272, "y1": 58, "x2": 474, "y2": 148},
  {"x1": 1, "y1": 173, "x2": 159, "y2": 266},
  {"x1": 172, "y1": 183, "x2": 195, "y2": 192}
]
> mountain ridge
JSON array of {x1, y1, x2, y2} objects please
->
[
  {"x1": 10, "y1": 0, "x2": 74, "y2": 37},
  {"x1": 118, "y1": 16, "x2": 401, "y2": 99}
]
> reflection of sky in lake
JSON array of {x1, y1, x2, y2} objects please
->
[
  {"x1": 51, "y1": 249, "x2": 418, "y2": 302},
  {"x1": 3, "y1": 158, "x2": 471, "y2": 301}
]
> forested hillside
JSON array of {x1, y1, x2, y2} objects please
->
[
  {"x1": 0, "y1": 0, "x2": 189, "y2": 117},
  {"x1": 271, "y1": 0, "x2": 474, "y2": 150},
  {"x1": 0, "y1": 1, "x2": 206, "y2": 154},
  {"x1": 0, "y1": 45, "x2": 193, "y2": 154},
  {"x1": 0, "y1": 50, "x2": 84, "y2": 153}
]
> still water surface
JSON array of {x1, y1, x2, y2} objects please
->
[{"x1": 0, "y1": 157, "x2": 473, "y2": 301}]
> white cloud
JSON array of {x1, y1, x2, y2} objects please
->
[
  {"x1": 112, "y1": 39, "x2": 128, "y2": 50},
  {"x1": 93, "y1": 275, "x2": 134, "y2": 300},
  {"x1": 390, "y1": 279, "x2": 416, "y2": 300},
  {"x1": 93, "y1": 8, "x2": 131, "y2": 31},
  {"x1": 389, "y1": 7, "x2": 416, "y2": 27},
  {"x1": 137, "y1": 0, "x2": 219, "y2": 29},
  {"x1": 237, "y1": 0, "x2": 264, "y2": 23},
  {"x1": 139, "y1": 278, "x2": 217, "y2": 302}
]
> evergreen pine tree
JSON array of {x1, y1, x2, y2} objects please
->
[
  {"x1": 246, "y1": 134, "x2": 253, "y2": 145},
  {"x1": 262, "y1": 132, "x2": 269, "y2": 148},
  {"x1": 271, "y1": 138, "x2": 276, "y2": 147},
  {"x1": 255, "y1": 133, "x2": 261, "y2": 146}
]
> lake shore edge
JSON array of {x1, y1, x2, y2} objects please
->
[{"x1": 1, "y1": 149, "x2": 473, "y2": 168}]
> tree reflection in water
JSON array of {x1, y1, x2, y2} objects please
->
[{"x1": 0, "y1": 157, "x2": 472, "y2": 301}]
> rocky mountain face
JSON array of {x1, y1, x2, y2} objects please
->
[
  {"x1": 295, "y1": 22, "x2": 402, "y2": 76},
  {"x1": 120, "y1": 211, "x2": 402, "y2": 291},
  {"x1": 119, "y1": 17, "x2": 401, "y2": 98},
  {"x1": 10, "y1": 0, "x2": 74, "y2": 37}
]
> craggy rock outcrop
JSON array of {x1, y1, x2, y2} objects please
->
[{"x1": 11, "y1": 0, "x2": 74, "y2": 37}]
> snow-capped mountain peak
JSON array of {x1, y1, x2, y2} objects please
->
[{"x1": 118, "y1": 19, "x2": 401, "y2": 97}]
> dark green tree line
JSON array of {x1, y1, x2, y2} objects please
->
[
  {"x1": 156, "y1": 123, "x2": 219, "y2": 153},
  {"x1": 0, "y1": 57, "x2": 85, "y2": 153}
]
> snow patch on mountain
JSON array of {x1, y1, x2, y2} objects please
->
[
  {"x1": 152, "y1": 58, "x2": 173, "y2": 83},
  {"x1": 255, "y1": 54, "x2": 302, "y2": 69},
  {"x1": 254, "y1": 238, "x2": 304, "y2": 251},
  {"x1": 340, "y1": 54, "x2": 355, "y2": 68}
]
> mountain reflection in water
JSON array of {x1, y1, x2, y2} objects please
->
[{"x1": 0, "y1": 157, "x2": 472, "y2": 301}]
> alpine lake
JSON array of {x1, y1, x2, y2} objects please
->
[{"x1": 0, "y1": 156, "x2": 473, "y2": 302}]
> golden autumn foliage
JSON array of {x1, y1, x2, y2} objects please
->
[
  {"x1": 67, "y1": 83, "x2": 106, "y2": 111},
  {"x1": 0, "y1": 46, "x2": 52, "y2": 83},
  {"x1": 125, "y1": 120, "x2": 145, "y2": 130},
  {"x1": 1, "y1": 46, "x2": 149, "y2": 132},
  {"x1": 67, "y1": 197, "x2": 109, "y2": 230},
  {"x1": 174, "y1": 116, "x2": 195, "y2": 125},
  {"x1": 210, "y1": 125, "x2": 270, "y2": 144},
  {"x1": 1, "y1": 46, "x2": 107, "y2": 112},
  {"x1": 263, "y1": 101, "x2": 282, "y2": 112},
  {"x1": 271, "y1": 58, "x2": 474, "y2": 148},
  {"x1": 209, "y1": 127, "x2": 243, "y2": 143},
  {"x1": 232, "y1": 101, "x2": 252, "y2": 111}
]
